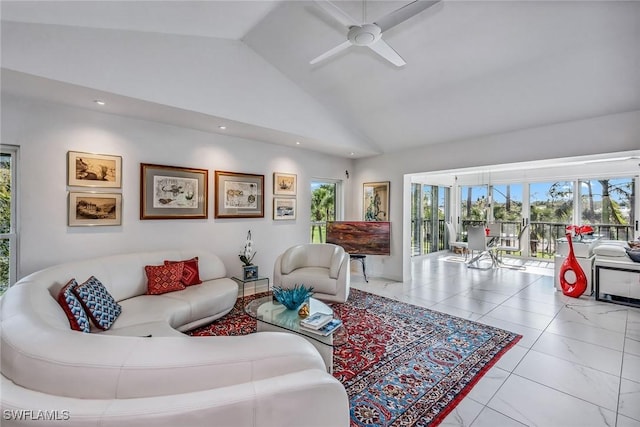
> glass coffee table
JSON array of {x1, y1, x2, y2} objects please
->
[{"x1": 245, "y1": 296, "x2": 345, "y2": 373}]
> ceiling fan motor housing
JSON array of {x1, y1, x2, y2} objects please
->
[{"x1": 348, "y1": 24, "x2": 382, "y2": 46}]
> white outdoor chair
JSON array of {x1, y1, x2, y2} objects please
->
[
  {"x1": 495, "y1": 224, "x2": 529, "y2": 268},
  {"x1": 467, "y1": 226, "x2": 497, "y2": 269},
  {"x1": 446, "y1": 222, "x2": 468, "y2": 260}
]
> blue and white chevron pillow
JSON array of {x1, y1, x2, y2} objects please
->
[{"x1": 73, "y1": 276, "x2": 122, "y2": 330}]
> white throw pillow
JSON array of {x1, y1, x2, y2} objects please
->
[{"x1": 593, "y1": 244, "x2": 627, "y2": 257}]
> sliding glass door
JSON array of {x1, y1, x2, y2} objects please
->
[
  {"x1": 492, "y1": 184, "x2": 527, "y2": 255},
  {"x1": 411, "y1": 184, "x2": 449, "y2": 256},
  {"x1": 459, "y1": 185, "x2": 488, "y2": 239},
  {"x1": 528, "y1": 181, "x2": 573, "y2": 258}
]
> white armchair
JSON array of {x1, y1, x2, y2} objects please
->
[{"x1": 273, "y1": 243, "x2": 350, "y2": 303}]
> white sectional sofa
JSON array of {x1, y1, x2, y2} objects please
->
[{"x1": 0, "y1": 250, "x2": 349, "y2": 426}]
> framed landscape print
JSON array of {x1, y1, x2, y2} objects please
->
[
  {"x1": 273, "y1": 172, "x2": 297, "y2": 196},
  {"x1": 68, "y1": 151, "x2": 122, "y2": 188},
  {"x1": 68, "y1": 192, "x2": 122, "y2": 226},
  {"x1": 273, "y1": 197, "x2": 296, "y2": 220},
  {"x1": 363, "y1": 181, "x2": 390, "y2": 221},
  {"x1": 140, "y1": 163, "x2": 208, "y2": 219},
  {"x1": 215, "y1": 171, "x2": 264, "y2": 218}
]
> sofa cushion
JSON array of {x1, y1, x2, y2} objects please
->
[
  {"x1": 593, "y1": 244, "x2": 628, "y2": 257},
  {"x1": 165, "y1": 257, "x2": 202, "y2": 286},
  {"x1": 57, "y1": 279, "x2": 91, "y2": 333},
  {"x1": 73, "y1": 276, "x2": 122, "y2": 330},
  {"x1": 629, "y1": 240, "x2": 640, "y2": 250},
  {"x1": 160, "y1": 279, "x2": 239, "y2": 327},
  {"x1": 280, "y1": 267, "x2": 338, "y2": 295},
  {"x1": 110, "y1": 294, "x2": 192, "y2": 330},
  {"x1": 626, "y1": 248, "x2": 640, "y2": 263},
  {"x1": 145, "y1": 262, "x2": 186, "y2": 295}
]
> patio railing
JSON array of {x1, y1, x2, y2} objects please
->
[{"x1": 412, "y1": 219, "x2": 634, "y2": 258}]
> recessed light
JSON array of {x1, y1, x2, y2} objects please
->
[
  {"x1": 295, "y1": 141, "x2": 301, "y2": 145},
  {"x1": 94, "y1": 100, "x2": 106, "y2": 106},
  {"x1": 349, "y1": 152, "x2": 355, "y2": 156},
  {"x1": 218, "y1": 125, "x2": 227, "y2": 130}
]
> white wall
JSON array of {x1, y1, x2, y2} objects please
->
[
  {"x1": 2, "y1": 94, "x2": 353, "y2": 279},
  {"x1": 350, "y1": 110, "x2": 640, "y2": 281}
]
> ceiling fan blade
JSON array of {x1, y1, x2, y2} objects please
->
[
  {"x1": 313, "y1": 0, "x2": 360, "y2": 28},
  {"x1": 375, "y1": 0, "x2": 440, "y2": 32},
  {"x1": 368, "y1": 39, "x2": 406, "y2": 67},
  {"x1": 310, "y1": 40, "x2": 353, "y2": 65}
]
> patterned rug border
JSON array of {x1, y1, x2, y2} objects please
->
[{"x1": 189, "y1": 288, "x2": 522, "y2": 426}]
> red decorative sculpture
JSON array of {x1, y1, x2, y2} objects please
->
[{"x1": 559, "y1": 232, "x2": 587, "y2": 298}]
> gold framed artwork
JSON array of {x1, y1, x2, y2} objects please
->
[
  {"x1": 140, "y1": 163, "x2": 208, "y2": 220},
  {"x1": 273, "y1": 197, "x2": 297, "y2": 220},
  {"x1": 363, "y1": 181, "x2": 390, "y2": 221},
  {"x1": 214, "y1": 171, "x2": 264, "y2": 219},
  {"x1": 68, "y1": 192, "x2": 122, "y2": 227},
  {"x1": 68, "y1": 151, "x2": 122, "y2": 188},
  {"x1": 273, "y1": 172, "x2": 297, "y2": 196}
]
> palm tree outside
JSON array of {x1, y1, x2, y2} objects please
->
[{"x1": 310, "y1": 183, "x2": 336, "y2": 243}]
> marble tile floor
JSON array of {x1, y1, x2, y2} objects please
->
[{"x1": 349, "y1": 252, "x2": 640, "y2": 427}]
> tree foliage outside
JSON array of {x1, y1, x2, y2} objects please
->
[
  {"x1": 579, "y1": 178, "x2": 633, "y2": 226},
  {"x1": 0, "y1": 153, "x2": 12, "y2": 294},
  {"x1": 310, "y1": 183, "x2": 335, "y2": 243},
  {"x1": 460, "y1": 185, "x2": 489, "y2": 222}
]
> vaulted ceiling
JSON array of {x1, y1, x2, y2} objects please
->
[{"x1": 2, "y1": 1, "x2": 639, "y2": 158}]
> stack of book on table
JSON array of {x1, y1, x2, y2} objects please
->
[{"x1": 299, "y1": 312, "x2": 342, "y2": 336}]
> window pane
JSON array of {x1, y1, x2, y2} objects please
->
[
  {"x1": 529, "y1": 181, "x2": 573, "y2": 258},
  {"x1": 580, "y1": 177, "x2": 635, "y2": 240},
  {"x1": 492, "y1": 184, "x2": 523, "y2": 222},
  {"x1": 0, "y1": 153, "x2": 11, "y2": 234},
  {"x1": 0, "y1": 238, "x2": 8, "y2": 294},
  {"x1": 310, "y1": 181, "x2": 336, "y2": 243}
]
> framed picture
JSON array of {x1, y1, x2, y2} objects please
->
[
  {"x1": 68, "y1": 151, "x2": 122, "y2": 188},
  {"x1": 140, "y1": 163, "x2": 208, "y2": 220},
  {"x1": 273, "y1": 197, "x2": 297, "y2": 220},
  {"x1": 363, "y1": 181, "x2": 390, "y2": 221},
  {"x1": 68, "y1": 192, "x2": 122, "y2": 226},
  {"x1": 273, "y1": 172, "x2": 297, "y2": 196},
  {"x1": 214, "y1": 171, "x2": 264, "y2": 218}
]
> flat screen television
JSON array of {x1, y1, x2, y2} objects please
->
[{"x1": 326, "y1": 221, "x2": 391, "y2": 255}]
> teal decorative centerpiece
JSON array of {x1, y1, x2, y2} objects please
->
[{"x1": 272, "y1": 285, "x2": 314, "y2": 310}]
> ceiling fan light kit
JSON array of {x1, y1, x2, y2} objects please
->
[{"x1": 310, "y1": 0, "x2": 441, "y2": 67}]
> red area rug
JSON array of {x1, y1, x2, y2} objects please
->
[{"x1": 189, "y1": 289, "x2": 521, "y2": 426}]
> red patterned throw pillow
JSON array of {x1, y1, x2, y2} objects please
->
[
  {"x1": 164, "y1": 257, "x2": 202, "y2": 286},
  {"x1": 57, "y1": 279, "x2": 91, "y2": 333},
  {"x1": 145, "y1": 262, "x2": 186, "y2": 295}
]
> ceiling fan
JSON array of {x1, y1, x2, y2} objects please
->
[{"x1": 310, "y1": 0, "x2": 441, "y2": 67}]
